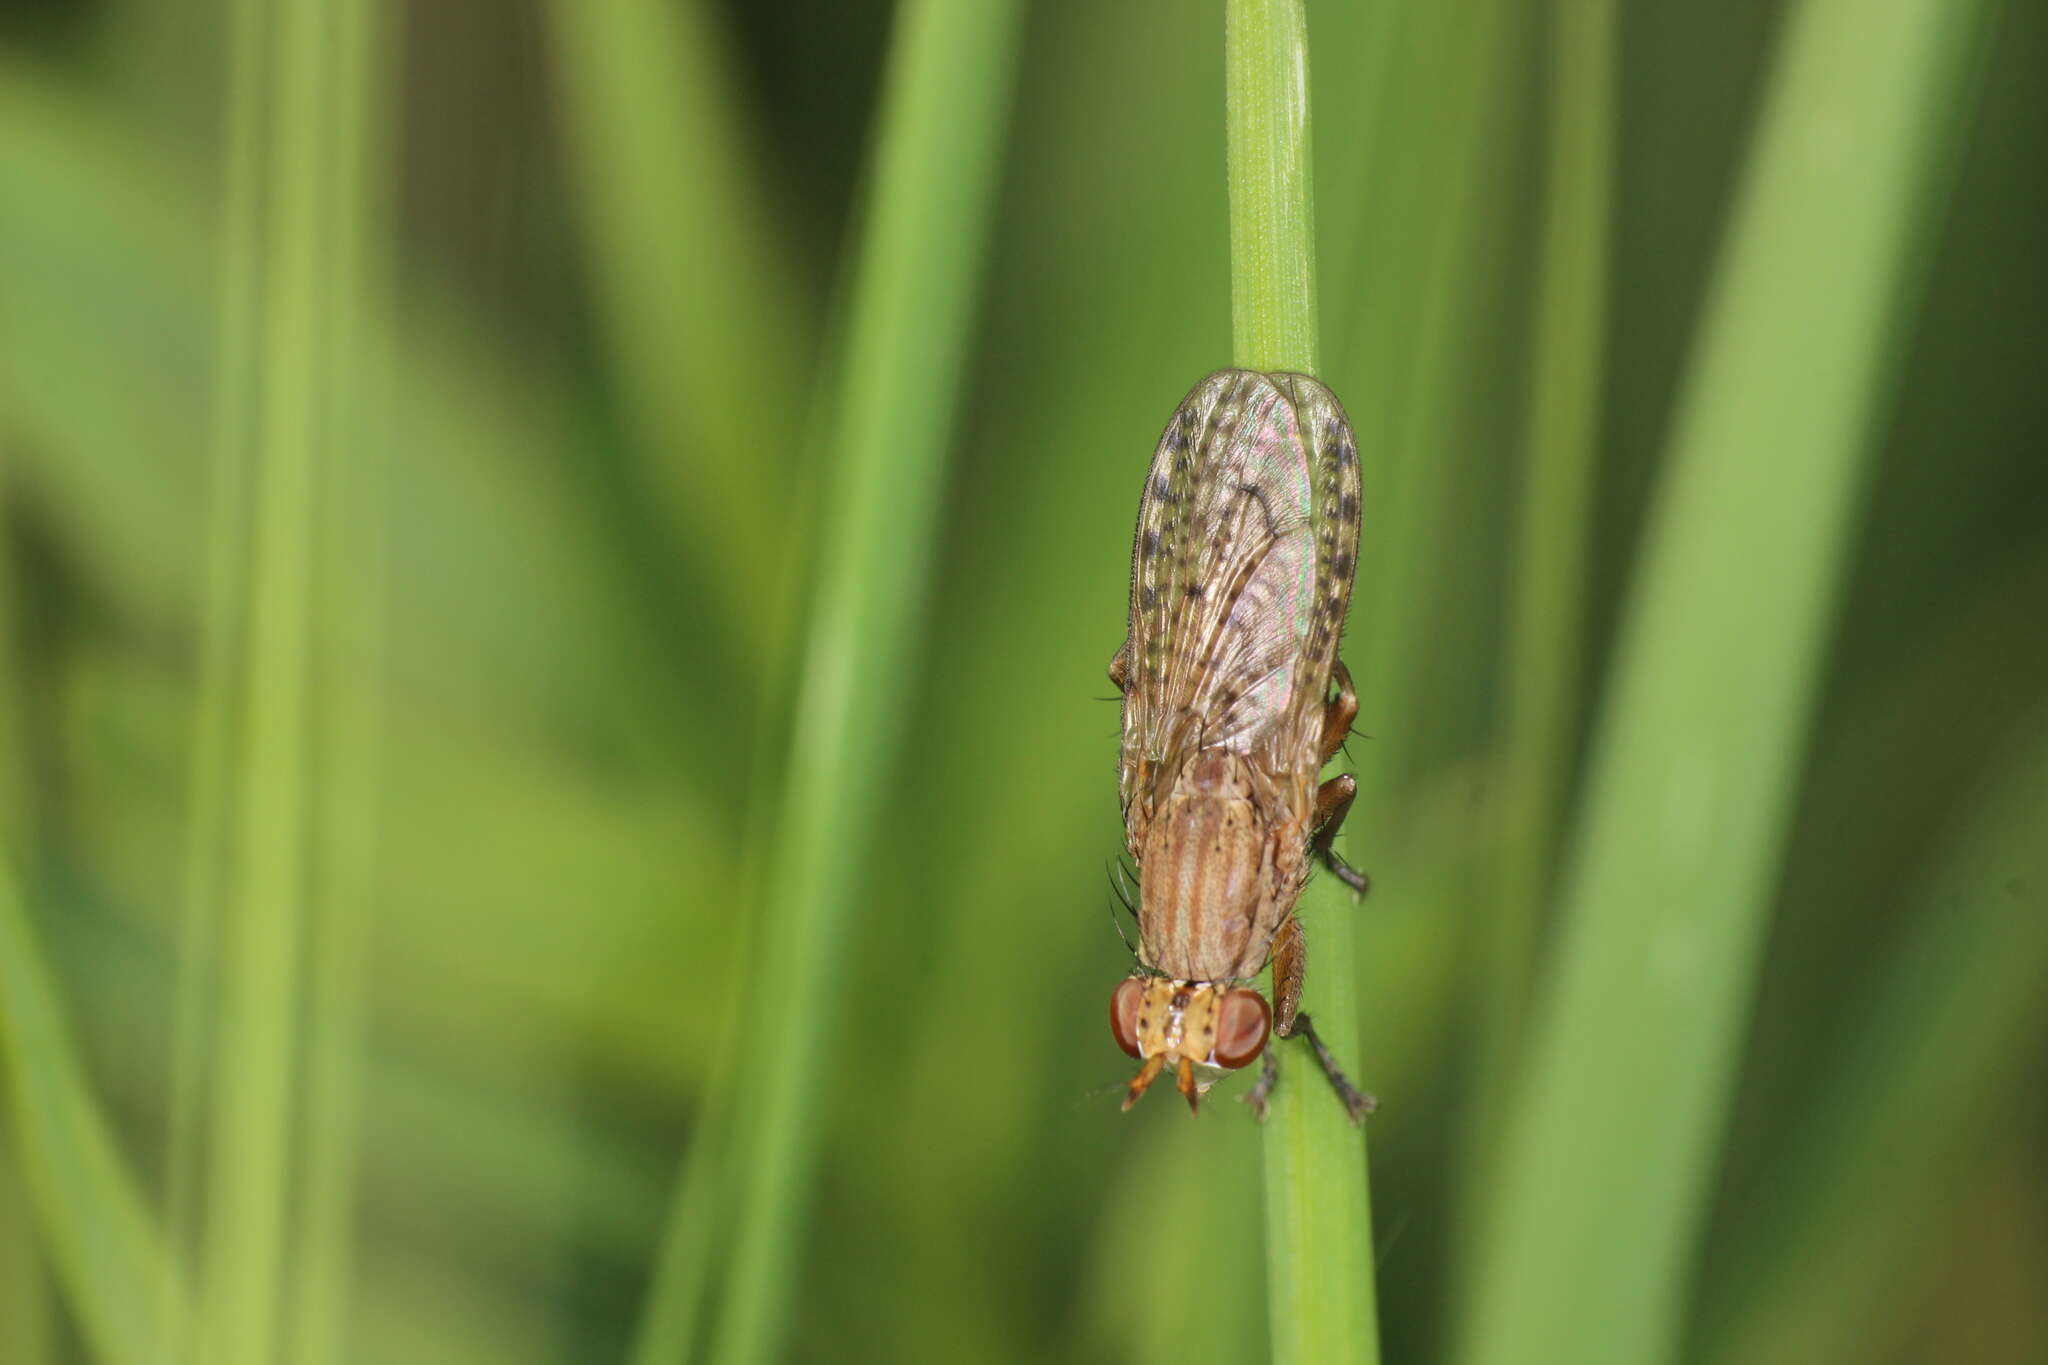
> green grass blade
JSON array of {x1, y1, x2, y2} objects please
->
[
  {"x1": 0, "y1": 863, "x2": 183, "y2": 1364},
  {"x1": 1459, "y1": 0, "x2": 1616, "y2": 1255},
  {"x1": 624, "y1": 1088, "x2": 733, "y2": 1365},
  {"x1": 196, "y1": 3, "x2": 378, "y2": 1361},
  {"x1": 1081, "y1": 1122, "x2": 1268, "y2": 1365},
  {"x1": 1227, "y1": 4, "x2": 1379, "y2": 1363},
  {"x1": 1480, "y1": 0, "x2": 1615, "y2": 1091},
  {"x1": 627, "y1": 692, "x2": 787, "y2": 1365},
  {"x1": 1460, "y1": 1, "x2": 2002, "y2": 1361},
  {"x1": 540, "y1": 0, "x2": 812, "y2": 668},
  {"x1": 160, "y1": 0, "x2": 268, "y2": 1352},
  {"x1": 286, "y1": 4, "x2": 392, "y2": 1362},
  {"x1": 1707, "y1": 698, "x2": 2048, "y2": 1365},
  {"x1": 0, "y1": 186, "x2": 49, "y2": 1364},
  {"x1": 1345, "y1": 0, "x2": 1518, "y2": 802},
  {"x1": 705, "y1": 4, "x2": 1022, "y2": 1362},
  {"x1": 0, "y1": 1133, "x2": 52, "y2": 1364}
]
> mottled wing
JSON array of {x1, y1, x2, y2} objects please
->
[
  {"x1": 1276, "y1": 373, "x2": 1363, "y2": 759},
  {"x1": 1117, "y1": 371, "x2": 1361, "y2": 819}
]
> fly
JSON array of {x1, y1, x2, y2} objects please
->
[{"x1": 1105, "y1": 369, "x2": 1374, "y2": 1123}]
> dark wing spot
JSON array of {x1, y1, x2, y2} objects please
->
[
  {"x1": 1340, "y1": 492, "x2": 1359, "y2": 520},
  {"x1": 1143, "y1": 529, "x2": 1161, "y2": 558},
  {"x1": 1332, "y1": 551, "x2": 1352, "y2": 577},
  {"x1": 1183, "y1": 584, "x2": 1205, "y2": 600},
  {"x1": 1140, "y1": 586, "x2": 1158, "y2": 610},
  {"x1": 1237, "y1": 482, "x2": 1278, "y2": 535},
  {"x1": 1155, "y1": 473, "x2": 1172, "y2": 499}
]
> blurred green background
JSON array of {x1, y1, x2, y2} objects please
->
[{"x1": 1, "y1": 1, "x2": 2044, "y2": 1363}]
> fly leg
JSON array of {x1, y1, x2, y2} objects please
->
[
  {"x1": 1243, "y1": 916, "x2": 1375, "y2": 1124},
  {"x1": 1313, "y1": 662, "x2": 1370, "y2": 895},
  {"x1": 1318, "y1": 660, "x2": 1359, "y2": 763},
  {"x1": 1287, "y1": 1013, "x2": 1376, "y2": 1124},
  {"x1": 1311, "y1": 774, "x2": 1370, "y2": 895}
]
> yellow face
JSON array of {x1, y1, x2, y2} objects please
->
[{"x1": 1110, "y1": 976, "x2": 1272, "y2": 1113}]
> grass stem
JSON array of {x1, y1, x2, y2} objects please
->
[{"x1": 1227, "y1": 5, "x2": 1380, "y2": 1363}]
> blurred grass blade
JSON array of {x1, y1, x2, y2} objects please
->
[
  {"x1": 624, "y1": 1079, "x2": 734, "y2": 1365},
  {"x1": 188, "y1": 0, "x2": 298, "y2": 1359},
  {"x1": 1345, "y1": 0, "x2": 1517, "y2": 799},
  {"x1": 0, "y1": 862, "x2": 183, "y2": 1364},
  {"x1": 1330, "y1": 0, "x2": 1523, "y2": 703},
  {"x1": 0, "y1": 204, "x2": 48, "y2": 1365},
  {"x1": 703, "y1": 4, "x2": 1022, "y2": 1363},
  {"x1": 195, "y1": 2, "x2": 385, "y2": 1362},
  {"x1": 286, "y1": 2, "x2": 393, "y2": 1362},
  {"x1": 159, "y1": 0, "x2": 267, "y2": 1348},
  {"x1": 1461, "y1": 0, "x2": 1616, "y2": 1232},
  {"x1": 1461, "y1": 0, "x2": 2001, "y2": 1361},
  {"x1": 1226, "y1": 4, "x2": 1380, "y2": 1364},
  {"x1": 0, "y1": 1133, "x2": 52, "y2": 1364},
  {"x1": 1082, "y1": 1124, "x2": 1267, "y2": 1365},
  {"x1": 1706, "y1": 698, "x2": 2048, "y2": 1365},
  {"x1": 541, "y1": 0, "x2": 813, "y2": 669},
  {"x1": 1309, "y1": 5, "x2": 1403, "y2": 359},
  {"x1": 1486, "y1": 0, "x2": 1615, "y2": 1078},
  {"x1": 0, "y1": 1145, "x2": 50, "y2": 1364}
]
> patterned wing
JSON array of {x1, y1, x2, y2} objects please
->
[
  {"x1": 1277, "y1": 373, "x2": 1363, "y2": 763},
  {"x1": 1117, "y1": 371, "x2": 1361, "y2": 820}
]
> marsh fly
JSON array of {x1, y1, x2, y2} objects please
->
[{"x1": 1105, "y1": 370, "x2": 1374, "y2": 1123}]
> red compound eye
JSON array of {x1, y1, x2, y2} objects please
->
[
  {"x1": 1213, "y1": 990, "x2": 1271, "y2": 1069},
  {"x1": 1110, "y1": 978, "x2": 1146, "y2": 1059}
]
